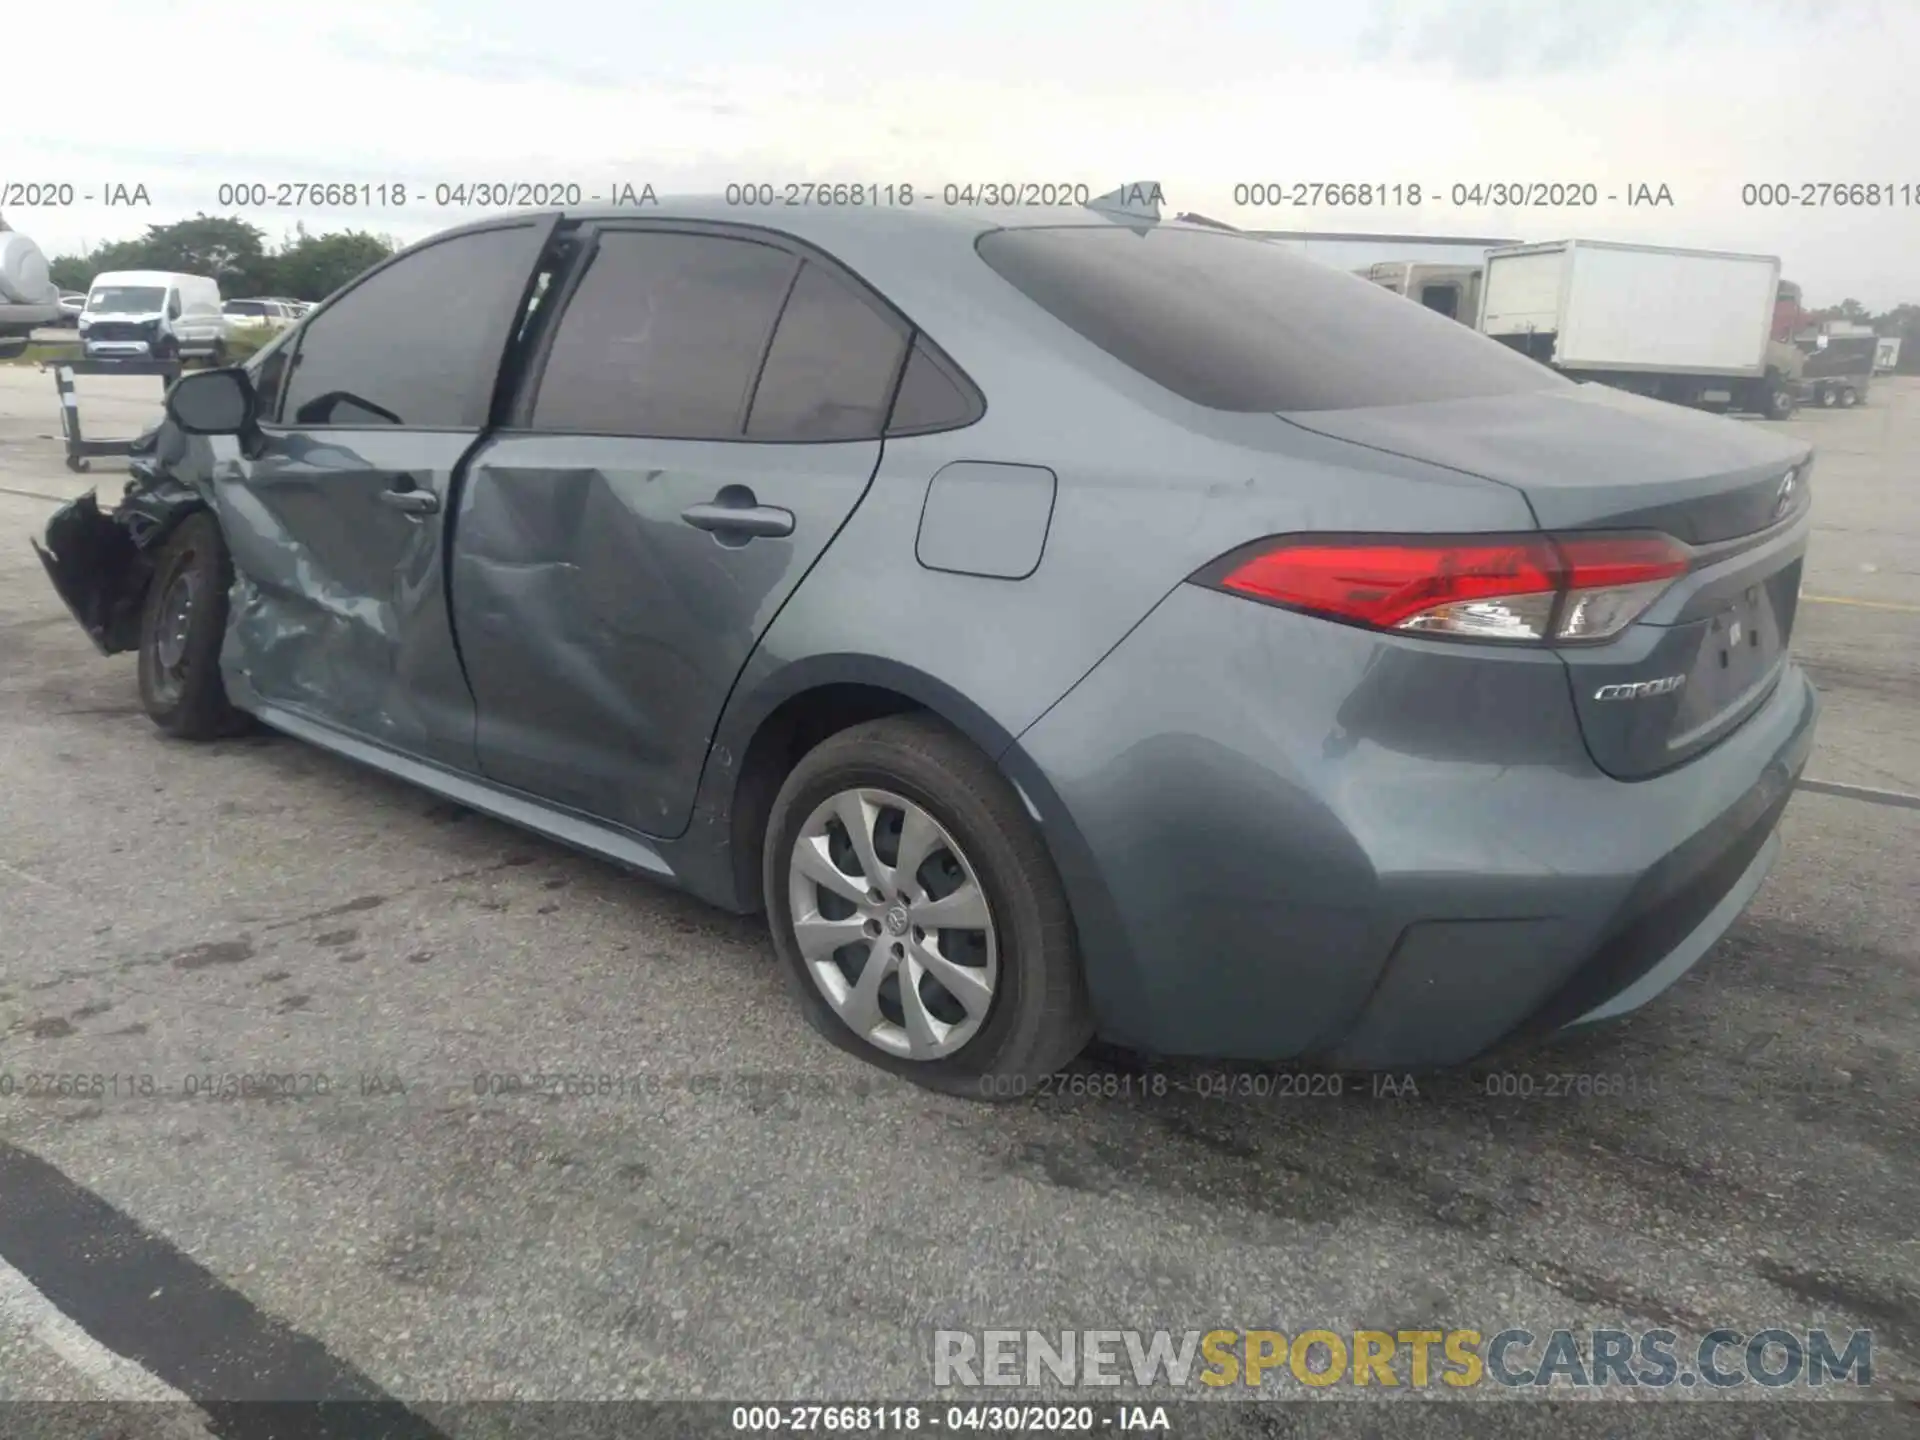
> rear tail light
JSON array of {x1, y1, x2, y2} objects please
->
[{"x1": 1196, "y1": 532, "x2": 1691, "y2": 644}]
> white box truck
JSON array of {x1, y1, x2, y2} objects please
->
[{"x1": 1478, "y1": 240, "x2": 1801, "y2": 419}]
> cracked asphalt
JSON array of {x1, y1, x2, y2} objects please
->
[{"x1": 0, "y1": 365, "x2": 1916, "y2": 1437}]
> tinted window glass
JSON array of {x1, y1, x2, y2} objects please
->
[
  {"x1": 975, "y1": 226, "x2": 1567, "y2": 412},
  {"x1": 225, "y1": 301, "x2": 267, "y2": 316},
  {"x1": 886, "y1": 338, "x2": 983, "y2": 434},
  {"x1": 250, "y1": 333, "x2": 293, "y2": 422},
  {"x1": 530, "y1": 231, "x2": 796, "y2": 438},
  {"x1": 281, "y1": 225, "x2": 542, "y2": 428},
  {"x1": 745, "y1": 262, "x2": 908, "y2": 441}
]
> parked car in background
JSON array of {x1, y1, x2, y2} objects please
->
[
  {"x1": 270, "y1": 296, "x2": 314, "y2": 317},
  {"x1": 222, "y1": 298, "x2": 298, "y2": 331},
  {"x1": 80, "y1": 270, "x2": 227, "y2": 362},
  {"x1": 31, "y1": 204, "x2": 1819, "y2": 1093}
]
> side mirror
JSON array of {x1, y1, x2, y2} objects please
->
[{"x1": 166, "y1": 367, "x2": 258, "y2": 435}]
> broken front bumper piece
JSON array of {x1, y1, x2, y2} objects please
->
[{"x1": 32, "y1": 467, "x2": 210, "y2": 656}]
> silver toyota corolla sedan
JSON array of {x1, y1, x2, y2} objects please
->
[{"x1": 34, "y1": 199, "x2": 1818, "y2": 1096}]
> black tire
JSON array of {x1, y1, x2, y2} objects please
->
[
  {"x1": 1765, "y1": 385, "x2": 1796, "y2": 419},
  {"x1": 1818, "y1": 385, "x2": 1837, "y2": 408},
  {"x1": 1837, "y1": 386, "x2": 1858, "y2": 408},
  {"x1": 136, "y1": 512, "x2": 251, "y2": 739},
  {"x1": 763, "y1": 714, "x2": 1094, "y2": 1098}
]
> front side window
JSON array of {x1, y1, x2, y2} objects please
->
[
  {"x1": 977, "y1": 226, "x2": 1568, "y2": 412},
  {"x1": 529, "y1": 231, "x2": 796, "y2": 439},
  {"x1": 280, "y1": 223, "x2": 547, "y2": 428}
]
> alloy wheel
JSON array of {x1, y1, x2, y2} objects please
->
[{"x1": 786, "y1": 787, "x2": 998, "y2": 1060}]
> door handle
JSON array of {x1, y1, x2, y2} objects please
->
[
  {"x1": 377, "y1": 484, "x2": 440, "y2": 516},
  {"x1": 681, "y1": 493, "x2": 794, "y2": 540}
]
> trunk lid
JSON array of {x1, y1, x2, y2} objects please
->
[{"x1": 1283, "y1": 383, "x2": 1813, "y2": 779}]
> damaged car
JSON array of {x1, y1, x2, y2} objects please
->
[{"x1": 33, "y1": 204, "x2": 1819, "y2": 1095}]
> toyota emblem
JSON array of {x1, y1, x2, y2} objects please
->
[{"x1": 1774, "y1": 468, "x2": 1797, "y2": 519}]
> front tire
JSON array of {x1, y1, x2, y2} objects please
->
[
  {"x1": 763, "y1": 714, "x2": 1093, "y2": 1097},
  {"x1": 1837, "y1": 386, "x2": 1858, "y2": 408},
  {"x1": 136, "y1": 512, "x2": 250, "y2": 739}
]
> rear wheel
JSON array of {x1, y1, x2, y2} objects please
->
[
  {"x1": 1818, "y1": 385, "x2": 1838, "y2": 408},
  {"x1": 1837, "y1": 386, "x2": 1858, "y2": 408},
  {"x1": 136, "y1": 512, "x2": 251, "y2": 739},
  {"x1": 763, "y1": 714, "x2": 1093, "y2": 1098}
]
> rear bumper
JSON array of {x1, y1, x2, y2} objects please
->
[{"x1": 1010, "y1": 582, "x2": 1818, "y2": 1067}]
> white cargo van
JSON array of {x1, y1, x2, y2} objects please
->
[{"x1": 80, "y1": 271, "x2": 227, "y2": 362}]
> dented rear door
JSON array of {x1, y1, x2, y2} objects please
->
[{"x1": 449, "y1": 223, "x2": 909, "y2": 839}]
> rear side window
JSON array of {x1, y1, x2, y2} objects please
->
[
  {"x1": 745, "y1": 261, "x2": 909, "y2": 441},
  {"x1": 280, "y1": 224, "x2": 546, "y2": 428},
  {"x1": 886, "y1": 337, "x2": 984, "y2": 434},
  {"x1": 976, "y1": 226, "x2": 1567, "y2": 412},
  {"x1": 530, "y1": 231, "x2": 797, "y2": 439}
]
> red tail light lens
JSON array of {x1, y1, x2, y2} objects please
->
[{"x1": 1199, "y1": 533, "x2": 1691, "y2": 643}]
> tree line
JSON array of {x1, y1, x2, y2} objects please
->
[{"x1": 48, "y1": 216, "x2": 396, "y2": 304}]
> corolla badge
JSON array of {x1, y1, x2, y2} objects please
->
[{"x1": 1594, "y1": 675, "x2": 1687, "y2": 701}]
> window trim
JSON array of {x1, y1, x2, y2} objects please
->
[
  {"x1": 268, "y1": 211, "x2": 561, "y2": 435},
  {"x1": 504, "y1": 218, "x2": 980, "y2": 445}
]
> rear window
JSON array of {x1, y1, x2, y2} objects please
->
[{"x1": 975, "y1": 226, "x2": 1568, "y2": 412}]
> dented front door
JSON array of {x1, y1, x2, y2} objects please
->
[{"x1": 210, "y1": 217, "x2": 556, "y2": 770}]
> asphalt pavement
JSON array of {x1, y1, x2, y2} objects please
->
[{"x1": 0, "y1": 363, "x2": 1915, "y2": 1438}]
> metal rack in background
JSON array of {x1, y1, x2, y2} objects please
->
[{"x1": 44, "y1": 358, "x2": 181, "y2": 473}]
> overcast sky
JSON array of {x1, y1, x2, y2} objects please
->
[{"x1": 5, "y1": 0, "x2": 1915, "y2": 307}]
